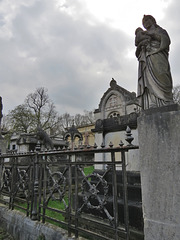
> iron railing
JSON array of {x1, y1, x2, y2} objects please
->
[{"x1": 0, "y1": 127, "x2": 138, "y2": 240}]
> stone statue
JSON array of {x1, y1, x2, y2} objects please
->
[
  {"x1": 36, "y1": 126, "x2": 54, "y2": 149},
  {"x1": 135, "y1": 15, "x2": 174, "y2": 110},
  {"x1": 135, "y1": 27, "x2": 151, "y2": 58}
]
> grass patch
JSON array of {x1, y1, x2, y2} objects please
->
[
  {"x1": 83, "y1": 165, "x2": 94, "y2": 176},
  {"x1": 45, "y1": 196, "x2": 68, "y2": 223},
  {"x1": 14, "y1": 196, "x2": 69, "y2": 228},
  {"x1": 11, "y1": 168, "x2": 94, "y2": 236},
  {"x1": 14, "y1": 199, "x2": 30, "y2": 215}
]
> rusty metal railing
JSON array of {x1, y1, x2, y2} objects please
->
[{"x1": 0, "y1": 127, "x2": 138, "y2": 240}]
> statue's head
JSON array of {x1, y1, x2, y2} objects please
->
[
  {"x1": 135, "y1": 27, "x2": 144, "y2": 35},
  {"x1": 142, "y1": 15, "x2": 157, "y2": 29}
]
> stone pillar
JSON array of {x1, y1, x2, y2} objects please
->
[
  {"x1": 94, "y1": 132, "x2": 104, "y2": 170},
  {"x1": 137, "y1": 105, "x2": 180, "y2": 240},
  {"x1": 0, "y1": 138, "x2": 6, "y2": 154}
]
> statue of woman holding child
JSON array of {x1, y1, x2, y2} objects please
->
[{"x1": 135, "y1": 15, "x2": 173, "y2": 109}]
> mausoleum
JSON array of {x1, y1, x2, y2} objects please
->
[{"x1": 93, "y1": 78, "x2": 140, "y2": 171}]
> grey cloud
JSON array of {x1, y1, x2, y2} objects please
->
[
  {"x1": 162, "y1": 0, "x2": 180, "y2": 87},
  {"x1": 3, "y1": 0, "x2": 178, "y2": 116}
]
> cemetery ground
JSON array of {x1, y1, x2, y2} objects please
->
[
  {"x1": 0, "y1": 166, "x2": 94, "y2": 240},
  {"x1": 0, "y1": 227, "x2": 14, "y2": 240}
]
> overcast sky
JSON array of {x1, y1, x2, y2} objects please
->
[{"x1": 0, "y1": 0, "x2": 179, "y2": 115}]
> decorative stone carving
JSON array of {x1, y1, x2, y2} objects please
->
[{"x1": 94, "y1": 78, "x2": 138, "y2": 119}]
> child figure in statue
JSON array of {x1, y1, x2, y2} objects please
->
[{"x1": 135, "y1": 27, "x2": 151, "y2": 58}]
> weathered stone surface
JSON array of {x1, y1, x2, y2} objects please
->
[
  {"x1": 0, "y1": 205, "x2": 73, "y2": 240},
  {"x1": 93, "y1": 79, "x2": 140, "y2": 172},
  {"x1": 135, "y1": 15, "x2": 174, "y2": 110},
  {"x1": 93, "y1": 112, "x2": 138, "y2": 133},
  {"x1": 0, "y1": 227, "x2": 14, "y2": 240},
  {"x1": 138, "y1": 105, "x2": 180, "y2": 240},
  {"x1": 0, "y1": 139, "x2": 6, "y2": 154}
]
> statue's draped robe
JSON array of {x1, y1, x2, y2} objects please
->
[{"x1": 137, "y1": 26, "x2": 173, "y2": 109}]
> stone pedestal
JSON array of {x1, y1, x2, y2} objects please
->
[
  {"x1": 137, "y1": 104, "x2": 180, "y2": 240},
  {"x1": 0, "y1": 138, "x2": 6, "y2": 154}
]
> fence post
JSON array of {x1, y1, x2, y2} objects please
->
[
  {"x1": 68, "y1": 155, "x2": 72, "y2": 237},
  {"x1": 9, "y1": 157, "x2": 17, "y2": 210},
  {"x1": 31, "y1": 141, "x2": 41, "y2": 220},
  {"x1": 74, "y1": 155, "x2": 79, "y2": 239},
  {"x1": 122, "y1": 150, "x2": 129, "y2": 240},
  {"x1": 111, "y1": 151, "x2": 119, "y2": 240},
  {"x1": 0, "y1": 157, "x2": 3, "y2": 196}
]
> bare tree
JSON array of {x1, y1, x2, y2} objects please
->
[
  {"x1": 7, "y1": 87, "x2": 95, "y2": 138},
  {"x1": 62, "y1": 111, "x2": 95, "y2": 130},
  {"x1": 6, "y1": 104, "x2": 34, "y2": 133},
  {"x1": 74, "y1": 114, "x2": 84, "y2": 127},
  {"x1": 25, "y1": 87, "x2": 58, "y2": 131},
  {"x1": 58, "y1": 113, "x2": 73, "y2": 133},
  {"x1": 7, "y1": 87, "x2": 60, "y2": 137},
  {"x1": 83, "y1": 110, "x2": 95, "y2": 124}
]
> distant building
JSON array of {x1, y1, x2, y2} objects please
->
[
  {"x1": 64, "y1": 123, "x2": 95, "y2": 162},
  {"x1": 93, "y1": 78, "x2": 140, "y2": 171},
  {"x1": 75, "y1": 124, "x2": 95, "y2": 147},
  {"x1": 94, "y1": 78, "x2": 139, "y2": 119},
  {"x1": 9, "y1": 132, "x2": 66, "y2": 153}
]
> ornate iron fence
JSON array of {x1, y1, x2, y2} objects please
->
[{"x1": 0, "y1": 128, "x2": 138, "y2": 240}]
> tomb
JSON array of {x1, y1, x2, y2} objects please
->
[
  {"x1": 93, "y1": 78, "x2": 140, "y2": 171},
  {"x1": 87, "y1": 79, "x2": 144, "y2": 238}
]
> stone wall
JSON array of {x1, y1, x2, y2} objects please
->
[
  {"x1": 0, "y1": 205, "x2": 72, "y2": 240},
  {"x1": 93, "y1": 113, "x2": 140, "y2": 171},
  {"x1": 138, "y1": 104, "x2": 180, "y2": 240},
  {"x1": 0, "y1": 138, "x2": 6, "y2": 154}
]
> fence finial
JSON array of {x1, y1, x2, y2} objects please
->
[
  {"x1": 35, "y1": 140, "x2": 41, "y2": 152},
  {"x1": 125, "y1": 126, "x2": 134, "y2": 145}
]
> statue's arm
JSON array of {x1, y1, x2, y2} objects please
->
[
  {"x1": 146, "y1": 28, "x2": 170, "y2": 55},
  {"x1": 159, "y1": 30, "x2": 171, "y2": 51}
]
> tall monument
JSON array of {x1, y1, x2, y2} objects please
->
[
  {"x1": 135, "y1": 15, "x2": 174, "y2": 110},
  {"x1": 136, "y1": 15, "x2": 180, "y2": 240}
]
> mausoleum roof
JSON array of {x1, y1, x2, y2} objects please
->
[{"x1": 94, "y1": 78, "x2": 138, "y2": 114}]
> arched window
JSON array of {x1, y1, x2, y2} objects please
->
[{"x1": 108, "y1": 112, "x2": 120, "y2": 118}]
